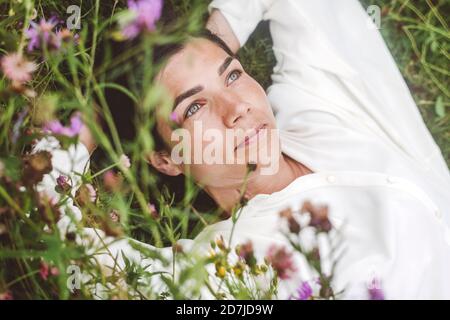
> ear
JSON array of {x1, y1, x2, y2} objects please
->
[{"x1": 147, "y1": 150, "x2": 183, "y2": 176}]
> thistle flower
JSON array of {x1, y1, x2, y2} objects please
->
[
  {"x1": 120, "y1": 0, "x2": 163, "y2": 40},
  {"x1": 279, "y1": 207, "x2": 301, "y2": 234},
  {"x1": 236, "y1": 241, "x2": 256, "y2": 267},
  {"x1": 290, "y1": 281, "x2": 313, "y2": 300},
  {"x1": 368, "y1": 277, "x2": 385, "y2": 300},
  {"x1": 301, "y1": 200, "x2": 332, "y2": 233},
  {"x1": 265, "y1": 244, "x2": 297, "y2": 280},
  {"x1": 1, "y1": 52, "x2": 37, "y2": 84},
  {"x1": 43, "y1": 113, "x2": 83, "y2": 138},
  {"x1": 26, "y1": 17, "x2": 60, "y2": 51}
]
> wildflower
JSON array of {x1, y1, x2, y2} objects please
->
[
  {"x1": 215, "y1": 262, "x2": 227, "y2": 279},
  {"x1": 22, "y1": 150, "x2": 53, "y2": 186},
  {"x1": 147, "y1": 203, "x2": 159, "y2": 219},
  {"x1": 39, "y1": 262, "x2": 59, "y2": 280},
  {"x1": 0, "y1": 291, "x2": 13, "y2": 300},
  {"x1": 215, "y1": 235, "x2": 227, "y2": 251},
  {"x1": 26, "y1": 17, "x2": 60, "y2": 51},
  {"x1": 119, "y1": 154, "x2": 131, "y2": 169},
  {"x1": 120, "y1": 0, "x2": 163, "y2": 40},
  {"x1": 1, "y1": 52, "x2": 37, "y2": 84},
  {"x1": 265, "y1": 244, "x2": 297, "y2": 280},
  {"x1": 290, "y1": 281, "x2": 313, "y2": 300},
  {"x1": 368, "y1": 277, "x2": 385, "y2": 300},
  {"x1": 103, "y1": 170, "x2": 123, "y2": 191},
  {"x1": 56, "y1": 28, "x2": 78, "y2": 45},
  {"x1": 43, "y1": 113, "x2": 83, "y2": 138},
  {"x1": 236, "y1": 241, "x2": 256, "y2": 267},
  {"x1": 55, "y1": 175, "x2": 71, "y2": 193},
  {"x1": 301, "y1": 200, "x2": 332, "y2": 233},
  {"x1": 232, "y1": 262, "x2": 245, "y2": 278},
  {"x1": 279, "y1": 207, "x2": 301, "y2": 234},
  {"x1": 39, "y1": 261, "x2": 50, "y2": 280}
]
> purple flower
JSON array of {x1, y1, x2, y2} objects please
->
[
  {"x1": 56, "y1": 175, "x2": 71, "y2": 192},
  {"x1": 26, "y1": 17, "x2": 60, "y2": 52},
  {"x1": 290, "y1": 281, "x2": 313, "y2": 300},
  {"x1": 368, "y1": 277, "x2": 385, "y2": 300},
  {"x1": 43, "y1": 113, "x2": 83, "y2": 137},
  {"x1": 121, "y1": 0, "x2": 163, "y2": 39}
]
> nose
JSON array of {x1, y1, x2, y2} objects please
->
[{"x1": 219, "y1": 93, "x2": 251, "y2": 128}]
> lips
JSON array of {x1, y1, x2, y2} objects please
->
[{"x1": 235, "y1": 124, "x2": 267, "y2": 150}]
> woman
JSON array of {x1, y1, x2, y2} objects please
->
[{"x1": 35, "y1": 0, "x2": 450, "y2": 299}]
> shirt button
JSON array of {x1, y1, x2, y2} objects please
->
[
  {"x1": 327, "y1": 175, "x2": 336, "y2": 183},
  {"x1": 386, "y1": 176, "x2": 396, "y2": 184}
]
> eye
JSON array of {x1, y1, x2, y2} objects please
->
[
  {"x1": 226, "y1": 69, "x2": 242, "y2": 85},
  {"x1": 185, "y1": 102, "x2": 203, "y2": 119}
]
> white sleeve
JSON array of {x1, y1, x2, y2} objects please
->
[
  {"x1": 208, "y1": 0, "x2": 276, "y2": 47},
  {"x1": 33, "y1": 137, "x2": 90, "y2": 233}
]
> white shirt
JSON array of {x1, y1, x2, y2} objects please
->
[{"x1": 36, "y1": 0, "x2": 450, "y2": 299}]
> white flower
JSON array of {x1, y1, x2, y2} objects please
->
[{"x1": 119, "y1": 154, "x2": 131, "y2": 169}]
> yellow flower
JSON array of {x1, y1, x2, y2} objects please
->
[{"x1": 215, "y1": 264, "x2": 227, "y2": 278}]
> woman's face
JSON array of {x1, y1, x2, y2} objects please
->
[{"x1": 154, "y1": 37, "x2": 280, "y2": 189}]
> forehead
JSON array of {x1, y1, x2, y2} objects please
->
[{"x1": 157, "y1": 38, "x2": 229, "y2": 95}]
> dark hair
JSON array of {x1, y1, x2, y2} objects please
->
[{"x1": 93, "y1": 3, "x2": 234, "y2": 215}]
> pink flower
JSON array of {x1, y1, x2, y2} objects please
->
[
  {"x1": 39, "y1": 261, "x2": 59, "y2": 280},
  {"x1": 169, "y1": 112, "x2": 180, "y2": 124},
  {"x1": 1, "y1": 53, "x2": 37, "y2": 84},
  {"x1": 26, "y1": 17, "x2": 60, "y2": 51},
  {"x1": 39, "y1": 261, "x2": 50, "y2": 280},
  {"x1": 121, "y1": 0, "x2": 163, "y2": 39},
  {"x1": 0, "y1": 291, "x2": 13, "y2": 300},
  {"x1": 43, "y1": 113, "x2": 83, "y2": 137},
  {"x1": 103, "y1": 170, "x2": 122, "y2": 191},
  {"x1": 119, "y1": 154, "x2": 131, "y2": 169},
  {"x1": 265, "y1": 244, "x2": 297, "y2": 280},
  {"x1": 148, "y1": 203, "x2": 159, "y2": 219}
]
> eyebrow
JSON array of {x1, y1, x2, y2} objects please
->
[{"x1": 172, "y1": 56, "x2": 235, "y2": 110}]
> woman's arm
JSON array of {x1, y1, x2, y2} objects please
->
[{"x1": 206, "y1": 0, "x2": 276, "y2": 50}]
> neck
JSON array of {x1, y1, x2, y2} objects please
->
[{"x1": 207, "y1": 154, "x2": 311, "y2": 213}]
